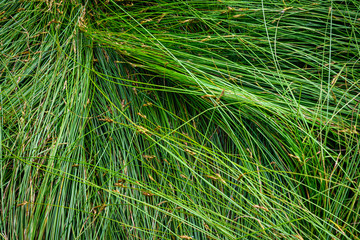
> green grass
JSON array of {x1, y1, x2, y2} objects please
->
[{"x1": 0, "y1": 0, "x2": 359, "y2": 239}]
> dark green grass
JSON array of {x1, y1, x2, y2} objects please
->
[{"x1": 0, "y1": 0, "x2": 359, "y2": 239}]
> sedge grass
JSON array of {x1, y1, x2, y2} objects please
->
[{"x1": 0, "y1": 0, "x2": 359, "y2": 239}]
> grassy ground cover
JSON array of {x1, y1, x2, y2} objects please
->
[{"x1": 0, "y1": 0, "x2": 359, "y2": 239}]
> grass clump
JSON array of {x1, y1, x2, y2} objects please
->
[{"x1": 0, "y1": 0, "x2": 359, "y2": 239}]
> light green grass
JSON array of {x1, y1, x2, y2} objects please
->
[{"x1": 0, "y1": 0, "x2": 359, "y2": 239}]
